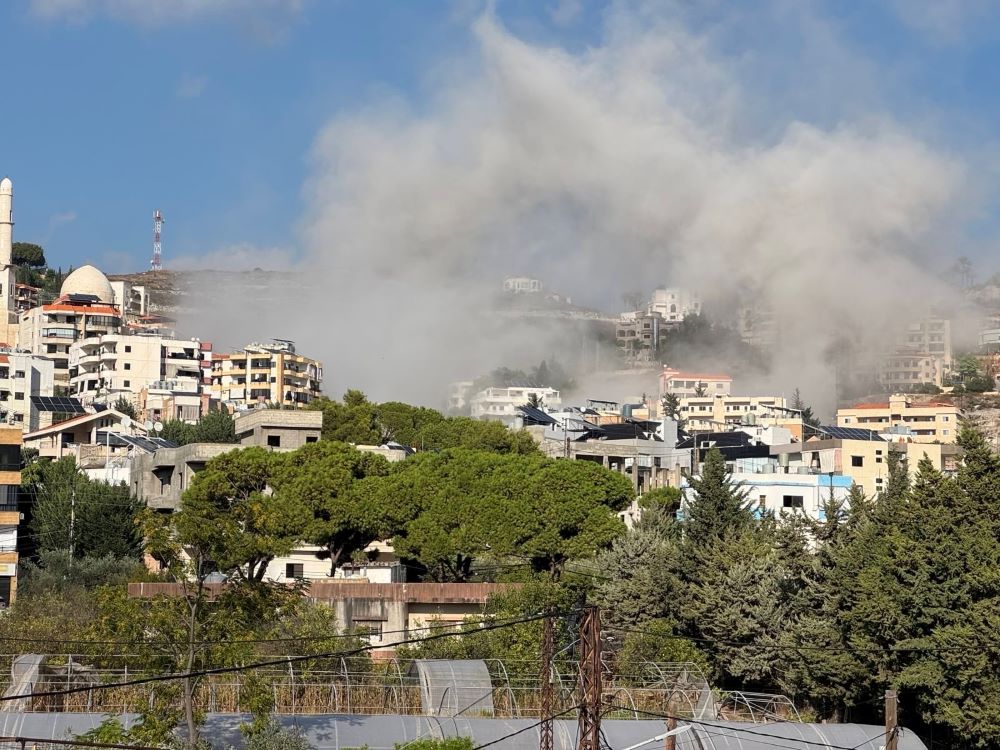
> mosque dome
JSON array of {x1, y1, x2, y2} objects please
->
[{"x1": 60, "y1": 265, "x2": 114, "y2": 303}]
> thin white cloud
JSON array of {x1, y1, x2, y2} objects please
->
[
  {"x1": 176, "y1": 73, "x2": 209, "y2": 99},
  {"x1": 548, "y1": 0, "x2": 582, "y2": 26},
  {"x1": 29, "y1": 0, "x2": 304, "y2": 39},
  {"x1": 887, "y1": 0, "x2": 993, "y2": 44}
]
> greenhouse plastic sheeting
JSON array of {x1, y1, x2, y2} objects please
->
[
  {"x1": 408, "y1": 659, "x2": 496, "y2": 716},
  {"x1": 0, "y1": 713, "x2": 929, "y2": 750}
]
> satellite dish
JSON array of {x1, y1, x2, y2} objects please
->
[
  {"x1": 121, "y1": 416, "x2": 132, "y2": 429},
  {"x1": 144, "y1": 420, "x2": 154, "y2": 431},
  {"x1": 153, "y1": 422, "x2": 164, "y2": 433}
]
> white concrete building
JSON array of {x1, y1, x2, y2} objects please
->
[
  {"x1": 677, "y1": 394, "x2": 791, "y2": 432},
  {"x1": 471, "y1": 385, "x2": 562, "y2": 424},
  {"x1": 502, "y1": 277, "x2": 543, "y2": 294},
  {"x1": 683, "y1": 469, "x2": 853, "y2": 523},
  {"x1": 0, "y1": 350, "x2": 54, "y2": 427},
  {"x1": 69, "y1": 332, "x2": 211, "y2": 422},
  {"x1": 648, "y1": 287, "x2": 701, "y2": 324},
  {"x1": 18, "y1": 266, "x2": 123, "y2": 386},
  {"x1": 660, "y1": 368, "x2": 732, "y2": 397}
]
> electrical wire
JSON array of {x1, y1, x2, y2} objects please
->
[
  {"x1": 0, "y1": 608, "x2": 579, "y2": 703},
  {"x1": 470, "y1": 706, "x2": 580, "y2": 750}
]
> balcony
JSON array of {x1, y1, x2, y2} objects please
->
[{"x1": 42, "y1": 328, "x2": 77, "y2": 341}]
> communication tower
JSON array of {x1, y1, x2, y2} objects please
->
[{"x1": 150, "y1": 209, "x2": 163, "y2": 271}]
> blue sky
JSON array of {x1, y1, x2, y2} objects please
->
[{"x1": 2, "y1": 0, "x2": 1000, "y2": 275}]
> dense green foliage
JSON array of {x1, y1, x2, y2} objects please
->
[
  {"x1": 160, "y1": 407, "x2": 236, "y2": 445},
  {"x1": 307, "y1": 390, "x2": 539, "y2": 453},
  {"x1": 25, "y1": 457, "x2": 143, "y2": 559},
  {"x1": 359, "y1": 449, "x2": 632, "y2": 580}
]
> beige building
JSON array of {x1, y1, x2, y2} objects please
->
[
  {"x1": 0, "y1": 426, "x2": 21, "y2": 607},
  {"x1": 660, "y1": 367, "x2": 732, "y2": 397},
  {"x1": 470, "y1": 385, "x2": 562, "y2": 424},
  {"x1": 616, "y1": 310, "x2": 664, "y2": 362},
  {"x1": 677, "y1": 394, "x2": 791, "y2": 432},
  {"x1": 211, "y1": 340, "x2": 322, "y2": 409},
  {"x1": 769, "y1": 436, "x2": 962, "y2": 499},
  {"x1": 68, "y1": 332, "x2": 211, "y2": 422},
  {"x1": 836, "y1": 394, "x2": 960, "y2": 443},
  {"x1": 18, "y1": 266, "x2": 124, "y2": 387},
  {"x1": 879, "y1": 317, "x2": 952, "y2": 390}
]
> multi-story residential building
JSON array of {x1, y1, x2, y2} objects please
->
[
  {"x1": 660, "y1": 367, "x2": 732, "y2": 397},
  {"x1": 878, "y1": 317, "x2": 952, "y2": 390},
  {"x1": 470, "y1": 385, "x2": 562, "y2": 424},
  {"x1": 14, "y1": 284, "x2": 39, "y2": 313},
  {"x1": 648, "y1": 287, "x2": 701, "y2": 324},
  {"x1": 108, "y1": 279, "x2": 149, "y2": 321},
  {"x1": 0, "y1": 426, "x2": 21, "y2": 607},
  {"x1": 768, "y1": 430, "x2": 962, "y2": 499},
  {"x1": 210, "y1": 340, "x2": 323, "y2": 409},
  {"x1": 18, "y1": 266, "x2": 123, "y2": 388},
  {"x1": 677, "y1": 394, "x2": 790, "y2": 432},
  {"x1": 502, "y1": 277, "x2": 543, "y2": 294},
  {"x1": 616, "y1": 311, "x2": 664, "y2": 361},
  {"x1": 0, "y1": 349, "x2": 55, "y2": 427},
  {"x1": 836, "y1": 394, "x2": 960, "y2": 443},
  {"x1": 68, "y1": 332, "x2": 212, "y2": 422},
  {"x1": 234, "y1": 409, "x2": 322, "y2": 451},
  {"x1": 878, "y1": 351, "x2": 945, "y2": 390}
]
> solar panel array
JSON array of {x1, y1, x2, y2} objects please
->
[
  {"x1": 817, "y1": 425, "x2": 885, "y2": 442},
  {"x1": 516, "y1": 405, "x2": 556, "y2": 425},
  {"x1": 30, "y1": 396, "x2": 86, "y2": 414}
]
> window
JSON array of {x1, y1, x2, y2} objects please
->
[
  {"x1": 124, "y1": 363, "x2": 131, "y2": 370},
  {"x1": 942, "y1": 429, "x2": 950, "y2": 436},
  {"x1": 267, "y1": 435, "x2": 281, "y2": 448},
  {"x1": 124, "y1": 345, "x2": 131, "y2": 353},
  {"x1": 941, "y1": 415, "x2": 950, "y2": 422},
  {"x1": 306, "y1": 436, "x2": 318, "y2": 443},
  {"x1": 851, "y1": 456, "x2": 864, "y2": 467},
  {"x1": 13, "y1": 371, "x2": 23, "y2": 379},
  {"x1": 758, "y1": 495, "x2": 766, "y2": 510},
  {"x1": 843, "y1": 418, "x2": 851, "y2": 424},
  {"x1": 123, "y1": 380, "x2": 130, "y2": 388},
  {"x1": 782, "y1": 495, "x2": 804, "y2": 509},
  {"x1": 353, "y1": 620, "x2": 383, "y2": 640},
  {"x1": 285, "y1": 563, "x2": 304, "y2": 579}
]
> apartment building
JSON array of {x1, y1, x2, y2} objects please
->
[
  {"x1": 0, "y1": 427, "x2": 22, "y2": 606},
  {"x1": 616, "y1": 311, "x2": 664, "y2": 361},
  {"x1": 648, "y1": 287, "x2": 701, "y2": 323},
  {"x1": 878, "y1": 317, "x2": 952, "y2": 390},
  {"x1": 836, "y1": 394, "x2": 960, "y2": 443},
  {"x1": 688, "y1": 470, "x2": 854, "y2": 522},
  {"x1": 878, "y1": 352, "x2": 945, "y2": 390},
  {"x1": 18, "y1": 266, "x2": 124, "y2": 387},
  {"x1": 660, "y1": 367, "x2": 732, "y2": 397},
  {"x1": 0, "y1": 350, "x2": 54, "y2": 427},
  {"x1": 14, "y1": 284, "x2": 39, "y2": 313},
  {"x1": 738, "y1": 301, "x2": 779, "y2": 349},
  {"x1": 678, "y1": 394, "x2": 790, "y2": 432},
  {"x1": 470, "y1": 385, "x2": 562, "y2": 424},
  {"x1": 68, "y1": 333, "x2": 212, "y2": 422},
  {"x1": 210, "y1": 339, "x2": 323, "y2": 409},
  {"x1": 502, "y1": 277, "x2": 543, "y2": 294}
]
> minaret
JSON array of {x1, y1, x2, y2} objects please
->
[
  {"x1": 0, "y1": 177, "x2": 12, "y2": 268},
  {"x1": 0, "y1": 178, "x2": 16, "y2": 332}
]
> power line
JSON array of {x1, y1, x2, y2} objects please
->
[
  {"x1": 1, "y1": 608, "x2": 578, "y2": 703},
  {"x1": 471, "y1": 706, "x2": 580, "y2": 750}
]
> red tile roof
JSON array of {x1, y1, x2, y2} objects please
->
[{"x1": 847, "y1": 402, "x2": 889, "y2": 409}]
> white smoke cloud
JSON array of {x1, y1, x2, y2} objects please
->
[{"x1": 187, "y1": 7, "x2": 970, "y2": 412}]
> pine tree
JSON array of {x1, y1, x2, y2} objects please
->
[{"x1": 683, "y1": 448, "x2": 753, "y2": 547}]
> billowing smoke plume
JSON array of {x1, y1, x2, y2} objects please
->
[{"x1": 183, "y1": 8, "x2": 968, "y2": 413}]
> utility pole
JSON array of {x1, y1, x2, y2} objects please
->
[
  {"x1": 885, "y1": 689, "x2": 898, "y2": 750},
  {"x1": 540, "y1": 613, "x2": 554, "y2": 750},
  {"x1": 68, "y1": 482, "x2": 76, "y2": 560},
  {"x1": 576, "y1": 606, "x2": 602, "y2": 750}
]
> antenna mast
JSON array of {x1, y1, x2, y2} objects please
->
[{"x1": 150, "y1": 209, "x2": 163, "y2": 271}]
